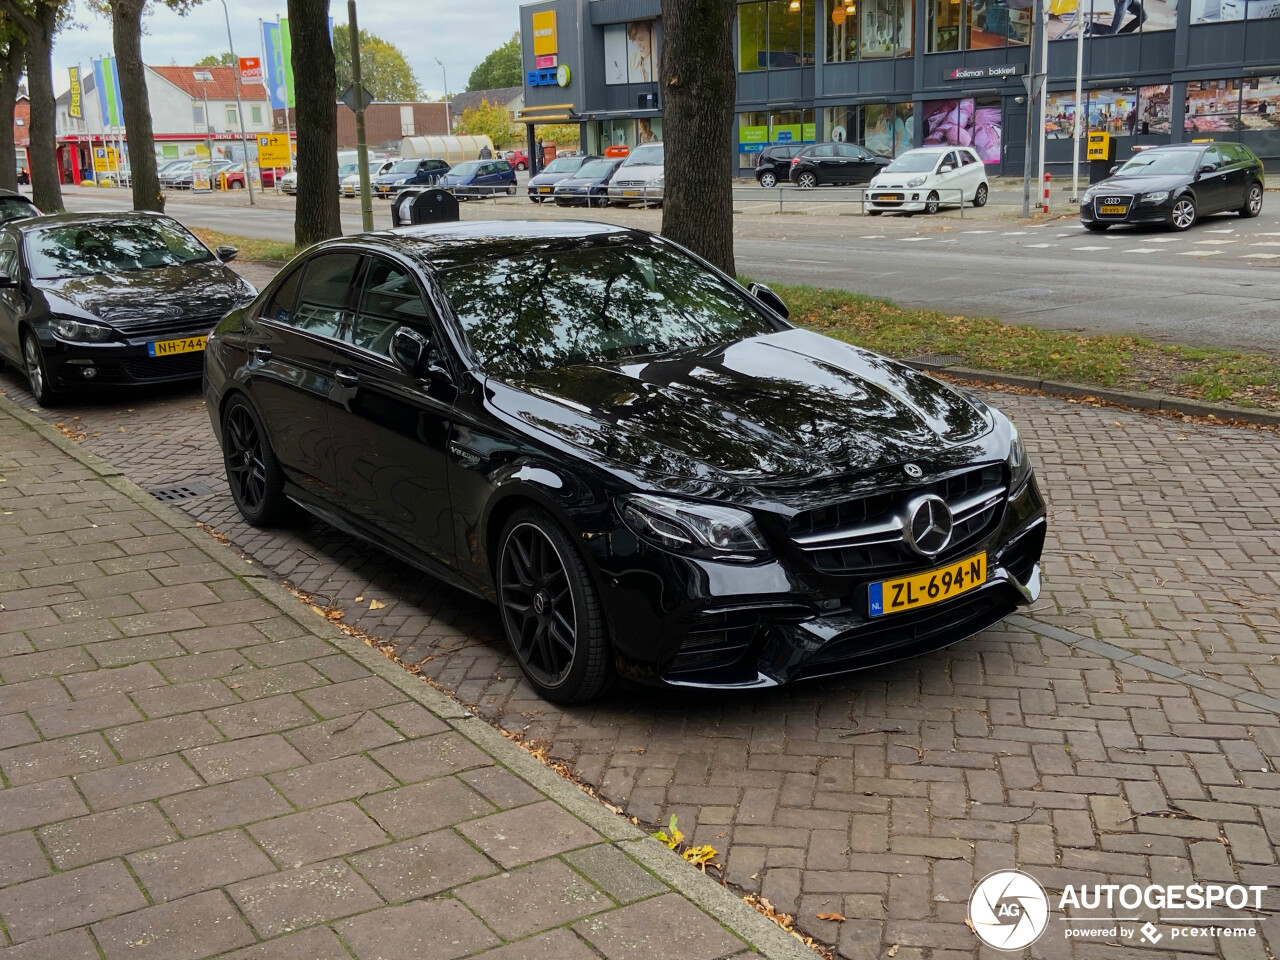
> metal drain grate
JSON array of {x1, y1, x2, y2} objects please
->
[{"x1": 147, "y1": 482, "x2": 214, "y2": 503}]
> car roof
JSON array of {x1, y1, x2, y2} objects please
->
[
  {"x1": 1134, "y1": 143, "x2": 1210, "y2": 151},
  {"x1": 319, "y1": 220, "x2": 635, "y2": 270},
  {"x1": 8, "y1": 210, "x2": 170, "y2": 232},
  {"x1": 899, "y1": 146, "x2": 966, "y2": 155},
  {"x1": 0, "y1": 189, "x2": 32, "y2": 200}
]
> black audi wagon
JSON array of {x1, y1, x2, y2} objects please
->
[{"x1": 203, "y1": 222, "x2": 1045, "y2": 702}]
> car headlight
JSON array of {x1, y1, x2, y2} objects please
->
[
  {"x1": 394, "y1": 177, "x2": 407, "y2": 185},
  {"x1": 906, "y1": 176, "x2": 927, "y2": 188},
  {"x1": 620, "y1": 494, "x2": 769, "y2": 562},
  {"x1": 646, "y1": 176, "x2": 664, "y2": 188},
  {"x1": 1139, "y1": 191, "x2": 1169, "y2": 204},
  {"x1": 1007, "y1": 424, "x2": 1033, "y2": 493},
  {"x1": 53, "y1": 317, "x2": 115, "y2": 343}
]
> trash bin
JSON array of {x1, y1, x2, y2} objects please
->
[{"x1": 391, "y1": 188, "x2": 460, "y2": 227}]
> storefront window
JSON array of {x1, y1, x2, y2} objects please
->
[
  {"x1": 1048, "y1": 0, "x2": 1176, "y2": 40},
  {"x1": 929, "y1": 0, "x2": 963, "y2": 50},
  {"x1": 594, "y1": 118, "x2": 664, "y2": 152},
  {"x1": 862, "y1": 0, "x2": 912, "y2": 56},
  {"x1": 604, "y1": 21, "x2": 660, "y2": 84},
  {"x1": 824, "y1": 103, "x2": 913, "y2": 155},
  {"x1": 923, "y1": 98, "x2": 1002, "y2": 165},
  {"x1": 826, "y1": 0, "x2": 860, "y2": 61},
  {"x1": 1185, "y1": 79, "x2": 1243, "y2": 134},
  {"x1": 1047, "y1": 86, "x2": 1170, "y2": 138},
  {"x1": 1190, "y1": 0, "x2": 1280, "y2": 22},
  {"x1": 1242, "y1": 77, "x2": 1280, "y2": 131},
  {"x1": 929, "y1": 0, "x2": 1028, "y2": 49},
  {"x1": 739, "y1": 2, "x2": 768, "y2": 71},
  {"x1": 740, "y1": 0, "x2": 815, "y2": 70},
  {"x1": 737, "y1": 109, "x2": 816, "y2": 166}
]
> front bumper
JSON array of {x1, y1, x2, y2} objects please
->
[
  {"x1": 593, "y1": 471, "x2": 1047, "y2": 689},
  {"x1": 36, "y1": 326, "x2": 212, "y2": 389},
  {"x1": 865, "y1": 189, "x2": 934, "y2": 212},
  {"x1": 1080, "y1": 195, "x2": 1175, "y2": 226}
]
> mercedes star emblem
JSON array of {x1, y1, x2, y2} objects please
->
[
  {"x1": 903, "y1": 463, "x2": 924, "y2": 479},
  {"x1": 903, "y1": 494, "x2": 954, "y2": 557}
]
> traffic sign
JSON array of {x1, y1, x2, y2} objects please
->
[
  {"x1": 256, "y1": 134, "x2": 291, "y2": 167},
  {"x1": 338, "y1": 83, "x2": 376, "y2": 114}
]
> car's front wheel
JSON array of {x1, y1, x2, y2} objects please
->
[
  {"x1": 221, "y1": 396, "x2": 293, "y2": 527},
  {"x1": 497, "y1": 508, "x2": 610, "y2": 703},
  {"x1": 1170, "y1": 196, "x2": 1197, "y2": 231},
  {"x1": 1239, "y1": 182, "x2": 1263, "y2": 218},
  {"x1": 21, "y1": 332, "x2": 58, "y2": 407},
  {"x1": 796, "y1": 171, "x2": 817, "y2": 189},
  {"x1": 758, "y1": 171, "x2": 777, "y2": 188},
  {"x1": 924, "y1": 191, "x2": 941, "y2": 215},
  {"x1": 973, "y1": 183, "x2": 989, "y2": 207}
]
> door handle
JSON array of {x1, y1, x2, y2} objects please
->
[
  {"x1": 253, "y1": 345, "x2": 272, "y2": 362},
  {"x1": 334, "y1": 367, "x2": 359, "y2": 388}
]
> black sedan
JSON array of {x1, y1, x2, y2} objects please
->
[
  {"x1": 527, "y1": 154, "x2": 601, "y2": 202},
  {"x1": 790, "y1": 142, "x2": 892, "y2": 188},
  {"x1": 552, "y1": 158, "x2": 623, "y2": 207},
  {"x1": 0, "y1": 212, "x2": 255, "y2": 405},
  {"x1": 1080, "y1": 142, "x2": 1264, "y2": 232},
  {"x1": 203, "y1": 221, "x2": 1045, "y2": 703}
]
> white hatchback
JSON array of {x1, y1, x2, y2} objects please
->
[{"x1": 865, "y1": 146, "x2": 989, "y2": 215}]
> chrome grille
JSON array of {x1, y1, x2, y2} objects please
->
[
  {"x1": 614, "y1": 179, "x2": 647, "y2": 188},
  {"x1": 1092, "y1": 194, "x2": 1133, "y2": 219},
  {"x1": 788, "y1": 464, "x2": 1006, "y2": 576},
  {"x1": 110, "y1": 315, "x2": 222, "y2": 340}
]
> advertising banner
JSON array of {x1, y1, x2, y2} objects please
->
[
  {"x1": 604, "y1": 21, "x2": 660, "y2": 85},
  {"x1": 261, "y1": 20, "x2": 288, "y2": 110},
  {"x1": 92, "y1": 58, "x2": 124, "y2": 128},
  {"x1": 68, "y1": 67, "x2": 82, "y2": 119},
  {"x1": 239, "y1": 56, "x2": 263, "y2": 84},
  {"x1": 532, "y1": 10, "x2": 558, "y2": 56}
]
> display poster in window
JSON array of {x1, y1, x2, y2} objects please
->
[
  {"x1": 922, "y1": 99, "x2": 1001, "y2": 165},
  {"x1": 604, "y1": 20, "x2": 659, "y2": 84},
  {"x1": 1048, "y1": 0, "x2": 1178, "y2": 39}
]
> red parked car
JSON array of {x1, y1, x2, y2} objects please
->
[
  {"x1": 222, "y1": 163, "x2": 282, "y2": 189},
  {"x1": 505, "y1": 150, "x2": 529, "y2": 171}
]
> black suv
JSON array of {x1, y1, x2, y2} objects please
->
[
  {"x1": 790, "y1": 143, "x2": 892, "y2": 188},
  {"x1": 754, "y1": 144, "x2": 804, "y2": 188},
  {"x1": 1080, "y1": 142, "x2": 1264, "y2": 232}
]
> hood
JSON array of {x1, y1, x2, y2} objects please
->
[
  {"x1": 614, "y1": 162, "x2": 662, "y2": 181},
  {"x1": 1086, "y1": 173, "x2": 1189, "y2": 195},
  {"x1": 554, "y1": 176, "x2": 601, "y2": 189},
  {"x1": 529, "y1": 171, "x2": 575, "y2": 186},
  {"x1": 40, "y1": 262, "x2": 254, "y2": 326},
  {"x1": 489, "y1": 328, "x2": 993, "y2": 483}
]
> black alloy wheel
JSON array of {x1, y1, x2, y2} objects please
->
[
  {"x1": 497, "y1": 510, "x2": 610, "y2": 703},
  {"x1": 925, "y1": 191, "x2": 941, "y2": 215},
  {"x1": 221, "y1": 397, "x2": 292, "y2": 527},
  {"x1": 22, "y1": 332, "x2": 57, "y2": 407}
]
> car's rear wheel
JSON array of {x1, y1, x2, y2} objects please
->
[
  {"x1": 497, "y1": 509, "x2": 610, "y2": 703},
  {"x1": 21, "y1": 332, "x2": 58, "y2": 407},
  {"x1": 230, "y1": 180, "x2": 244, "y2": 190},
  {"x1": 1170, "y1": 196, "x2": 1197, "y2": 231},
  {"x1": 973, "y1": 183, "x2": 989, "y2": 208},
  {"x1": 516, "y1": 162, "x2": 527, "y2": 170},
  {"x1": 1083, "y1": 222, "x2": 1110, "y2": 232},
  {"x1": 1239, "y1": 182, "x2": 1263, "y2": 218},
  {"x1": 797, "y1": 171, "x2": 817, "y2": 189},
  {"x1": 221, "y1": 396, "x2": 293, "y2": 527},
  {"x1": 758, "y1": 171, "x2": 778, "y2": 188},
  {"x1": 924, "y1": 191, "x2": 941, "y2": 215},
  {"x1": 865, "y1": 209, "x2": 882, "y2": 216}
]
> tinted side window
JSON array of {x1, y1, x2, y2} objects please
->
[
  {"x1": 0, "y1": 234, "x2": 18, "y2": 280},
  {"x1": 291, "y1": 253, "x2": 360, "y2": 339},
  {"x1": 351, "y1": 258, "x2": 432, "y2": 357},
  {"x1": 262, "y1": 264, "x2": 303, "y2": 324},
  {"x1": 1219, "y1": 144, "x2": 1244, "y2": 163},
  {"x1": 811, "y1": 144, "x2": 835, "y2": 158},
  {"x1": 1201, "y1": 147, "x2": 1223, "y2": 169}
]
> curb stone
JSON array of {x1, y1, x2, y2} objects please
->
[{"x1": 0, "y1": 389, "x2": 818, "y2": 959}]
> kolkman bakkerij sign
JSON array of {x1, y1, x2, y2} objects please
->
[{"x1": 947, "y1": 64, "x2": 1026, "y2": 80}]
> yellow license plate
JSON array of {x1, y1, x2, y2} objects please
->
[
  {"x1": 623, "y1": 190, "x2": 640, "y2": 197},
  {"x1": 539, "y1": 187, "x2": 552, "y2": 193},
  {"x1": 872, "y1": 194, "x2": 898, "y2": 201},
  {"x1": 1099, "y1": 204, "x2": 1127, "y2": 214},
  {"x1": 868, "y1": 552, "x2": 986, "y2": 618},
  {"x1": 147, "y1": 335, "x2": 207, "y2": 357}
]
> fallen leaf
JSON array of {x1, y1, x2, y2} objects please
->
[
  {"x1": 369, "y1": 599, "x2": 386, "y2": 610},
  {"x1": 354, "y1": 596, "x2": 364, "y2": 603},
  {"x1": 817, "y1": 913, "x2": 846, "y2": 922},
  {"x1": 888, "y1": 945, "x2": 899, "y2": 957}
]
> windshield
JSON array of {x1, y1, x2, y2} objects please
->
[
  {"x1": 449, "y1": 161, "x2": 482, "y2": 177},
  {"x1": 543, "y1": 157, "x2": 581, "y2": 174},
  {"x1": 26, "y1": 218, "x2": 213, "y2": 280},
  {"x1": 883, "y1": 152, "x2": 942, "y2": 173},
  {"x1": 337, "y1": 163, "x2": 360, "y2": 176},
  {"x1": 1115, "y1": 150, "x2": 1200, "y2": 177},
  {"x1": 0, "y1": 196, "x2": 36, "y2": 224},
  {"x1": 577, "y1": 160, "x2": 616, "y2": 178},
  {"x1": 368, "y1": 161, "x2": 386, "y2": 174},
  {"x1": 389, "y1": 159, "x2": 419, "y2": 173},
  {"x1": 438, "y1": 239, "x2": 775, "y2": 379},
  {"x1": 623, "y1": 143, "x2": 663, "y2": 166}
]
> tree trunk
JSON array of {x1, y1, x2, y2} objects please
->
[
  {"x1": 112, "y1": 0, "x2": 163, "y2": 212},
  {"x1": 288, "y1": 0, "x2": 340, "y2": 247},
  {"x1": 659, "y1": 0, "x2": 736, "y2": 276},
  {"x1": 0, "y1": 33, "x2": 24, "y2": 194},
  {"x1": 18, "y1": 3, "x2": 63, "y2": 212}
]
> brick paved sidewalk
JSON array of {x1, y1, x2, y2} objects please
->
[{"x1": 0, "y1": 404, "x2": 812, "y2": 960}]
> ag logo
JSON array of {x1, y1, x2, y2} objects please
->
[{"x1": 968, "y1": 870, "x2": 1049, "y2": 951}]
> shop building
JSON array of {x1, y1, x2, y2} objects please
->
[{"x1": 519, "y1": 0, "x2": 1280, "y2": 175}]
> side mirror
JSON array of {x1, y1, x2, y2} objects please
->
[
  {"x1": 939, "y1": 164, "x2": 954, "y2": 173},
  {"x1": 748, "y1": 281, "x2": 789, "y2": 319},
  {"x1": 1109, "y1": 164, "x2": 1119, "y2": 175},
  {"x1": 1198, "y1": 164, "x2": 1215, "y2": 176},
  {"x1": 0, "y1": 270, "x2": 16, "y2": 288},
  {"x1": 391, "y1": 326, "x2": 429, "y2": 377},
  {"x1": 215, "y1": 245, "x2": 238, "y2": 263}
]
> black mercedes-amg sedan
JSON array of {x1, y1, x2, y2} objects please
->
[
  {"x1": 203, "y1": 221, "x2": 1045, "y2": 703},
  {"x1": 0, "y1": 212, "x2": 255, "y2": 405}
]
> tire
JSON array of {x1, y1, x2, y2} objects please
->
[
  {"x1": 229, "y1": 180, "x2": 245, "y2": 190},
  {"x1": 1239, "y1": 182, "x2": 1263, "y2": 218},
  {"x1": 758, "y1": 171, "x2": 778, "y2": 188},
  {"x1": 924, "y1": 191, "x2": 941, "y2": 215},
  {"x1": 865, "y1": 209, "x2": 882, "y2": 216},
  {"x1": 1170, "y1": 195, "x2": 1197, "y2": 231},
  {"x1": 973, "y1": 183, "x2": 989, "y2": 208},
  {"x1": 507, "y1": 184, "x2": 516, "y2": 196},
  {"x1": 221, "y1": 395, "x2": 294, "y2": 527},
  {"x1": 1083, "y1": 222, "x2": 1110, "y2": 232},
  {"x1": 496, "y1": 508, "x2": 611, "y2": 703},
  {"x1": 516, "y1": 162, "x2": 527, "y2": 171},
  {"x1": 21, "y1": 332, "x2": 58, "y2": 407},
  {"x1": 796, "y1": 171, "x2": 817, "y2": 189}
]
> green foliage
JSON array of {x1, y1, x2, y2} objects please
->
[
  {"x1": 453, "y1": 98, "x2": 517, "y2": 147},
  {"x1": 466, "y1": 32, "x2": 521, "y2": 91},
  {"x1": 535, "y1": 123, "x2": 579, "y2": 149},
  {"x1": 332, "y1": 24, "x2": 420, "y2": 102},
  {"x1": 195, "y1": 52, "x2": 235, "y2": 66}
]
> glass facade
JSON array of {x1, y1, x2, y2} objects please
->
[
  {"x1": 1186, "y1": 77, "x2": 1280, "y2": 133},
  {"x1": 589, "y1": 117, "x2": 664, "y2": 153},
  {"x1": 1045, "y1": 87, "x2": 1169, "y2": 138},
  {"x1": 823, "y1": 0, "x2": 911, "y2": 59},
  {"x1": 928, "y1": 0, "x2": 1029, "y2": 49},
  {"x1": 1046, "y1": 0, "x2": 1178, "y2": 40},
  {"x1": 740, "y1": 0, "x2": 815, "y2": 71},
  {"x1": 823, "y1": 103, "x2": 913, "y2": 155},
  {"x1": 737, "y1": 109, "x2": 817, "y2": 166}
]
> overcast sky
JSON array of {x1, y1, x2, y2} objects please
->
[{"x1": 51, "y1": 0, "x2": 521, "y2": 98}]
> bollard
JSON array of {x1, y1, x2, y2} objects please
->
[{"x1": 1043, "y1": 173, "x2": 1050, "y2": 215}]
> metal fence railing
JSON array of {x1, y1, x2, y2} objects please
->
[{"x1": 732, "y1": 185, "x2": 972, "y2": 217}]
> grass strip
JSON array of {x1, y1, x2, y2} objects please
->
[{"x1": 192, "y1": 227, "x2": 296, "y2": 264}]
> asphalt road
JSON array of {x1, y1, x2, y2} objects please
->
[{"x1": 61, "y1": 187, "x2": 1280, "y2": 353}]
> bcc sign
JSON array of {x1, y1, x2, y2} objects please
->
[{"x1": 257, "y1": 134, "x2": 291, "y2": 167}]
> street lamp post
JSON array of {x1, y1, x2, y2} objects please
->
[
  {"x1": 435, "y1": 57, "x2": 450, "y2": 131},
  {"x1": 218, "y1": 0, "x2": 256, "y2": 205}
]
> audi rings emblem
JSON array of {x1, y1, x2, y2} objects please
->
[
  {"x1": 903, "y1": 463, "x2": 924, "y2": 479},
  {"x1": 1103, "y1": 197, "x2": 1123, "y2": 205},
  {"x1": 903, "y1": 494, "x2": 954, "y2": 557}
]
